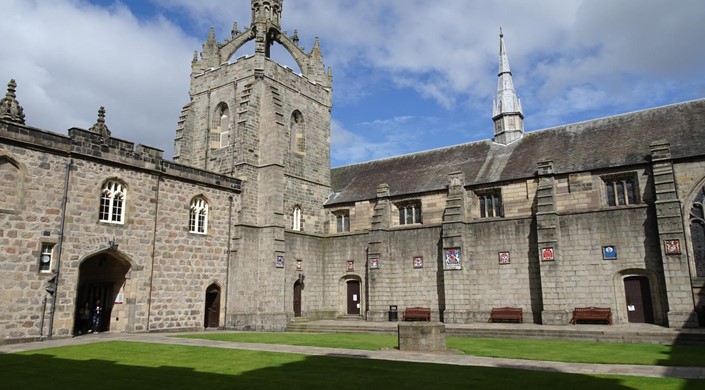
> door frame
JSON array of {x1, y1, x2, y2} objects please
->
[
  {"x1": 293, "y1": 280, "x2": 303, "y2": 317},
  {"x1": 612, "y1": 269, "x2": 664, "y2": 325},
  {"x1": 204, "y1": 283, "x2": 221, "y2": 328},
  {"x1": 623, "y1": 275, "x2": 654, "y2": 323}
]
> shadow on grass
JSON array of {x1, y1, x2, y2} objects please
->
[{"x1": 0, "y1": 343, "x2": 700, "y2": 390}]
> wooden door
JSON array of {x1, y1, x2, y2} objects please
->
[
  {"x1": 347, "y1": 281, "x2": 360, "y2": 315},
  {"x1": 293, "y1": 281, "x2": 302, "y2": 317},
  {"x1": 204, "y1": 285, "x2": 220, "y2": 328},
  {"x1": 624, "y1": 276, "x2": 654, "y2": 323}
]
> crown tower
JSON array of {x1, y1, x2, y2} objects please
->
[{"x1": 172, "y1": 0, "x2": 333, "y2": 331}]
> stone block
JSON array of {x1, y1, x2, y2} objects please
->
[{"x1": 398, "y1": 322, "x2": 446, "y2": 352}]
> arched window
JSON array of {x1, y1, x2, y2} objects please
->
[
  {"x1": 690, "y1": 185, "x2": 705, "y2": 277},
  {"x1": 0, "y1": 156, "x2": 21, "y2": 211},
  {"x1": 99, "y1": 180, "x2": 126, "y2": 224},
  {"x1": 189, "y1": 197, "x2": 209, "y2": 234},
  {"x1": 211, "y1": 103, "x2": 231, "y2": 149},
  {"x1": 292, "y1": 206, "x2": 302, "y2": 231},
  {"x1": 290, "y1": 110, "x2": 305, "y2": 155}
]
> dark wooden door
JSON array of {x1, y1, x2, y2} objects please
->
[
  {"x1": 293, "y1": 281, "x2": 302, "y2": 317},
  {"x1": 204, "y1": 285, "x2": 220, "y2": 328},
  {"x1": 624, "y1": 276, "x2": 654, "y2": 323},
  {"x1": 347, "y1": 281, "x2": 360, "y2": 315}
]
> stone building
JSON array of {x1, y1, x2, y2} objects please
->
[{"x1": 2, "y1": 0, "x2": 705, "y2": 343}]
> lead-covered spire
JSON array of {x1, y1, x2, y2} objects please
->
[{"x1": 492, "y1": 28, "x2": 524, "y2": 145}]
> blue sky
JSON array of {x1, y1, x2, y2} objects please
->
[{"x1": 2, "y1": 0, "x2": 705, "y2": 167}]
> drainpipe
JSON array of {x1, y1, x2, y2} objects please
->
[
  {"x1": 48, "y1": 158, "x2": 72, "y2": 339},
  {"x1": 146, "y1": 172, "x2": 161, "y2": 332},
  {"x1": 224, "y1": 195, "x2": 233, "y2": 328}
]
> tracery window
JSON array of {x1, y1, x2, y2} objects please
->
[
  {"x1": 478, "y1": 191, "x2": 503, "y2": 218},
  {"x1": 189, "y1": 197, "x2": 209, "y2": 234},
  {"x1": 99, "y1": 180, "x2": 126, "y2": 224},
  {"x1": 690, "y1": 185, "x2": 705, "y2": 277},
  {"x1": 293, "y1": 206, "x2": 302, "y2": 231}
]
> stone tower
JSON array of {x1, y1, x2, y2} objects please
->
[
  {"x1": 173, "y1": 0, "x2": 333, "y2": 330},
  {"x1": 492, "y1": 29, "x2": 524, "y2": 145}
]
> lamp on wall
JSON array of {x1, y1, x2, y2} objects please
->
[{"x1": 108, "y1": 238, "x2": 118, "y2": 251}]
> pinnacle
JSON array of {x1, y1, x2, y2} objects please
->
[{"x1": 0, "y1": 79, "x2": 26, "y2": 125}]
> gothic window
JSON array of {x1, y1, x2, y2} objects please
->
[
  {"x1": 335, "y1": 211, "x2": 350, "y2": 233},
  {"x1": 39, "y1": 243, "x2": 55, "y2": 273},
  {"x1": 99, "y1": 180, "x2": 126, "y2": 224},
  {"x1": 0, "y1": 156, "x2": 21, "y2": 211},
  {"x1": 293, "y1": 206, "x2": 302, "y2": 231},
  {"x1": 690, "y1": 185, "x2": 705, "y2": 277},
  {"x1": 397, "y1": 202, "x2": 421, "y2": 225},
  {"x1": 189, "y1": 197, "x2": 209, "y2": 234},
  {"x1": 603, "y1": 175, "x2": 637, "y2": 207},
  {"x1": 290, "y1": 110, "x2": 305, "y2": 155},
  {"x1": 211, "y1": 103, "x2": 231, "y2": 149},
  {"x1": 478, "y1": 191, "x2": 503, "y2": 218}
]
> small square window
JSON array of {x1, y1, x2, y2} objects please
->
[{"x1": 39, "y1": 243, "x2": 54, "y2": 273}]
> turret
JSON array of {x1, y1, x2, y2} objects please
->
[{"x1": 492, "y1": 29, "x2": 524, "y2": 145}]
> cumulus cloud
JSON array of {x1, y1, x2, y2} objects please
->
[
  {"x1": 0, "y1": 0, "x2": 197, "y2": 156},
  {"x1": 3, "y1": 0, "x2": 704, "y2": 163}
]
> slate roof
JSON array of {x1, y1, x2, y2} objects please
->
[{"x1": 327, "y1": 98, "x2": 705, "y2": 206}]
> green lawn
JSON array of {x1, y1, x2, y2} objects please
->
[
  {"x1": 1, "y1": 341, "x2": 701, "y2": 390},
  {"x1": 179, "y1": 332, "x2": 705, "y2": 367}
]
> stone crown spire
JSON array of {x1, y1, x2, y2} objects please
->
[
  {"x1": 89, "y1": 106, "x2": 111, "y2": 137},
  {"x1": 0, "y1": 79, "x2": 25, "y2": 125},
  {"x1": 492, "y1": 29, "x2": 524, "y2": 145}
]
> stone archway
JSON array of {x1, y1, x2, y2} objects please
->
[
  {"x1": 612, "y1": 269, "x2": 664, "y2": 326},
  {"x1": 74, "y1": 251, "x2": 131, "y2": 335}
]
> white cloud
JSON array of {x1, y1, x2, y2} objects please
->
[
  {"x1": 0, "y1": 0, "x2": 197, "y2": 156},
  {"x1": 3, "y1": 0, "x2": 704, "y2": 163}
]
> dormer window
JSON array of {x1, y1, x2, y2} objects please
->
[
  {"x1": 397, "y1": 201, "x2": 421, "y2": 225},
  {"x1": 478, "y1": 191, "x2": 503, "y2": 218},
  {"x1": 335, "y1": 211, "x2": 350, "y2": 233},
  {"x1": 603, "y1": 175, "x2": 637, "y2": 207}
]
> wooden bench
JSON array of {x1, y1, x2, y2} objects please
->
[
  {"x1": 402, "y1": 307, "x2": 431, "y2": 321},
  {"x1": 489, "y1": 307, "x2": 523, "y2": 323},
  {"x1": 570, "y1": 307, "x2": 612, "y2": 325}
]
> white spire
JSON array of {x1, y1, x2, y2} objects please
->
[
  {"x1": 493, "y1": 28, "x2": 523, "y2": 119},
  {"x1": 492, "y1": 28, "x2": 524, "y2": 145}
]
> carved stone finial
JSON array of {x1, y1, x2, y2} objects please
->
[
  {"x1": 89, "y1": 106, "x2": 111, "y2": 137},
  {"x1": 232, "y1": 21, "x2": 240, "y2": 37},
  {"x1": 292, "y1": 29, "x2": 299, "y2": 46},
  {"x1": 0, "y1": 79, "x2": 26, "y2": 124}
]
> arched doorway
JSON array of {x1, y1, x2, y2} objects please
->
[
  {"x1": 347, "y1": 280, "x2": 361, "y2": 315},
  {"x1": 293, "y1": 281, "x2": 302, "y2": 317},
  {"x1": 204, "y1": 284, "x2": 221, "y2": 328},
  {"x1": 624, "y1": 276, "x2": 654, "y2": 324},
  {"x1": 74, "y1": 251, "x2": 131, "y2": 335}
]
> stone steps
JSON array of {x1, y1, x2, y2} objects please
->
[{"x1": 286, "y1": 321, "x2": 705, "y2": 346}]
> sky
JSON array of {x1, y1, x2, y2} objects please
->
[{"x1": 2, "y1": 0, "x2": 704, "y2": 167}]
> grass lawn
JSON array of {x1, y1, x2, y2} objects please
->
[
  {"x1": 179, "y1": 332, "x2": 705, "y2": 367},
  {"x1": 1, "y1": 341, "x2": 701, "y2": 390}
]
